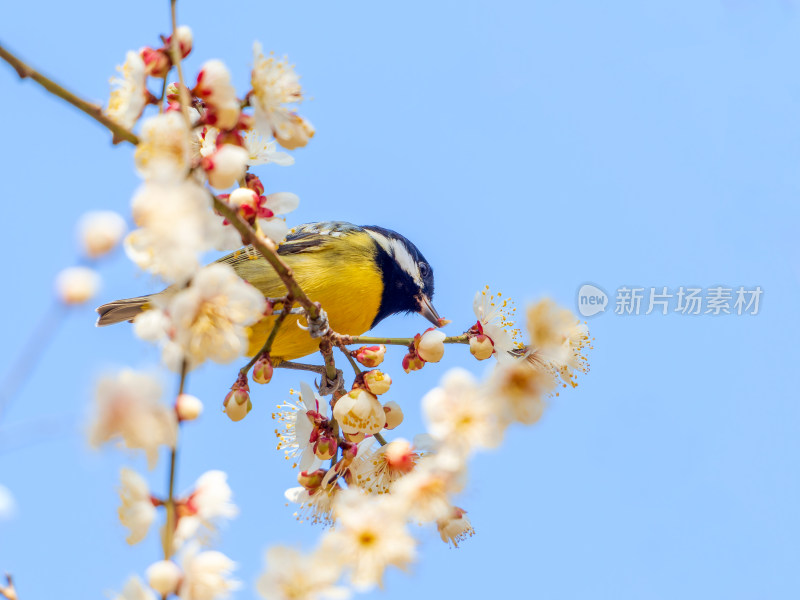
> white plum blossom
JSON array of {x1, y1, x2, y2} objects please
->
[
  {"x1": 257, "y1": 192, "x2": 299, "y2": 243},
  {"x1": 351, "y1": 438, "x2": 420, "y2": 495},
  {"x1": 421, "y1": 368, "x2": 503, "y2": 459},
  {"x1": 244, "y1": 130, "x2": 295, "y2": 166},
  {"x1": 251, "y1": 42, "x2": 314, "y2": 149},
  {"x1": 204, "y1": 144, "x2": 249, "y2": 190},
  {"x1": 284, "y1": 482, "x2": 338, "y2": 526},
  {"x1": 55, "y1": 266, "x2": 100, "y2": 304},
  {"x1": 134, "y1": 263, "x2": 266, "y2": 369},
  {"x1": 106, "y1": 51, "x2": 148, "y2": 129},
  {"x1": 118, "y1": 468, "x2": 156, "y2": 544},
  {"x1": 256, "y1": 546, "x2": 349, "y2": 600},
  {"x1": 125, "y1": 179, "x2": 228, "y2": 283},
  {"x1": 274, "y1": 383, "x2": 325, "y2": 472},
  {"x1": 178, "y1": 544, "x2": 241, "y2": 600},
  {"x1": 134, "y1": 112, "x2": 193, "y2": 183},
  {"x1": 332, "y1": 389, "x2": 385, "y2": 436},
  {"x1": 473, "y1": 287, "x2": 522, "y2": 362},
  {"x1": 322, "y1": 491, "x2": 415, "y2": 590},
  {"x1": 173, "y1": 470, "x2": 238, "y2": 550},
  {"x1": 77, "y1": 210, "x2": 127, "y2": 258},
  {"x1": 112, "y1": 576, "x2": 157, "y2": 600},
  {"x1": 88, "y1": 370, "x2": 176, "y2": 469},
  {"x1": 437, "y1": 507, "x2": 474, "y2": 548}
]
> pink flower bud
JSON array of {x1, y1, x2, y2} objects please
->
[
  {"x1": 362, "y1": 370, "x2": 392, "y2": 395},
  {"x1": 176, "y1": 393, "x2": 203, "y2": 421},
  {"x1": 202, "y1": 144, "x2": 248, "y2": 190},
  {"x1": 228, "y1": 187, "x2": 259, "y2": 214},
  {"x1": 417, "y1": 329, "x2": 446, "y2": 363},
  {"x1": 167, "y1": 25, "x2": 193, "y2": 59},
  {"x1": 340, "y1": 440, "x2": 358, "y2": 461},
  {"x1": 245, "y1": 173, "x2": 265, "y2": 196},
  {"x1": 297, "y1": 469, "x2": 326, "y2": 490},
  {"x1": 353, "y1": 345, "x2": 386, "y2": 367},
  {"x1": 194, "y1": 60, "x2": 235, "y2": 105},
  {"x1": 314, "y1": 435, "x2": 337, "y2": 461},
  {"x1": 251, "y1": 355, "x2": 273, "y2": 384},
  {"x1": 402, "y1": 351, "x2": 425, "y2": 373},
  {"x1": 469, "y1": 334, "x2": 494, "y2": 360},
  {"x1": 223, "y1": 385, "x2": 251, "y2": 422},
  {"x1": 140, "y1": 47, "x2": 170, "y2": 78},
  {"x1": 205, "y1": 100, "x2": 241, "y2": 131},
  {"x1": 382, "y1": 400, "x2": 404, "y2": 430}
]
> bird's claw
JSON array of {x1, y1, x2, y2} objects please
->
[{"x1": 316, "y1": 368, "x2": 344, "y2": 395}]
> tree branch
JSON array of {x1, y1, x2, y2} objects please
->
[{"x1": 0, "y1": 42, "x2": 139, "y2": 145}]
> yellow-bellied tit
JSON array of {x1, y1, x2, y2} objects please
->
[{"x1": 96, "y1": 221, "x2": 441, "y2": 362}]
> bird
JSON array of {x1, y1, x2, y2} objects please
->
[{"x1": 95, "y1": 221, "x2": 441, "y2": 363}]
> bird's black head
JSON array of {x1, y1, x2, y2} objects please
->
[{"x1": 363, "y1": 225, "x2": 439, "y2": 328}]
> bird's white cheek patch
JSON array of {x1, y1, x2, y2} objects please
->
[{"x1": 390, "y1": 239, "x2": 423, "y2": 288}]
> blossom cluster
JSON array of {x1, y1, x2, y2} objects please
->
[{"x1": 257, "y1": 292, "x2": 591, "y2": 598}]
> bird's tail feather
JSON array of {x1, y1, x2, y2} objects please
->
[{"x1": 95, "y1": 296, "x2": 151, "y2": 326}]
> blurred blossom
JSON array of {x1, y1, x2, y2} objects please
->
[
  {"x1": 88, "y1": 369, "x2": 176, "y2": 468},
  {"x1": 125, "y1": 180, "x2": 233, "y2": 283},
  {"x1": 78, "y1": 210, "x2": 127, "y2": 258},
  {"x1": 322, "y1": 491, "x2": 415, "y2": 590},
  {"x1": 146, "y1": 560, "x2": 182, "y2": 597},
  {"x1": 422, "y1": 368, "x2": 503, "y2": 458},
  {"x1": 106, "y1": 50, "x2": 148, "y2": 129},
  {"x1": 134, "y1": 263, "x2": 266, "y2": 369},
  {"x1": 173, "y1": 470, "x2": 238, "y2": 550},
  {"x1": 112, "y1": 576, "x2": 156, "y2": 600},
  {"x1": 134, "y1": 112, "x2": 193, "y2": 183},
  {"x1": 0, "y1": 484, "x2": 16, "y2": 520},
  {"x1": 436, "y1": 507, "x2": 474, "y2": 548},
  {"x1": 118, "y1": 468, "x2": 156, "y2": 544},
  {"x1": 488, "y1": 360, "x2": 553, "y2": 426},
  {"x1": 55, "y1": 266, "x2": 100, "y2": 304},
  {"x1": 391, "y1": 457, "x2": 460, "y2": 524},
  {"x1": 256, "y1": 546, "x2": 349, "y2": 600},
  {"x1": 177, "y1": 543, "x2": 241, "y2": 600}
]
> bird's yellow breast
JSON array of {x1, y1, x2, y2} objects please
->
[{"x1": 237, "y1": 234, "x2": 383, "y2": 361}]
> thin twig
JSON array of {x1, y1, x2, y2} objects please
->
[
  {"x1": 337, "y1": 334, "x2": 470, "y2": 346},
  {"x1": 239, "y1": 297, "x2": 294, "y2": 378},
  {"x1": 374, "y1": 433, "x2": 388, "y2": 446},
  {"x1": 0, "y1": 42, "x2": 139, "y2": 145},
  {"x1": 168, "y1": 0, "x2": 193, "y2": 127},
  {"x1": 211, "y1": 196, "x2": 321, "y2": 321},
  {"x1": 162, "y1": 359, "x2": 188, "y2": 560},
  {"x1": 0, "y1": 303, "x2": 66, "y2": 425},
  {"x1": 339, "y1": 346, "x2": 361, "y2": 376}
]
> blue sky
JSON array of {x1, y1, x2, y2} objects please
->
[{"x1": 1, "y1": 1, "x2": 799, "y2": 598}]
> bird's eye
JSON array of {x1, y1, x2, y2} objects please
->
[{"x1": 419, "y1": 262, "x2": 430, "y2": 278}]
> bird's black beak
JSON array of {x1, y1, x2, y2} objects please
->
[{"x1": 417, "y1": 294, "x2": 442, "y2": 327}]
